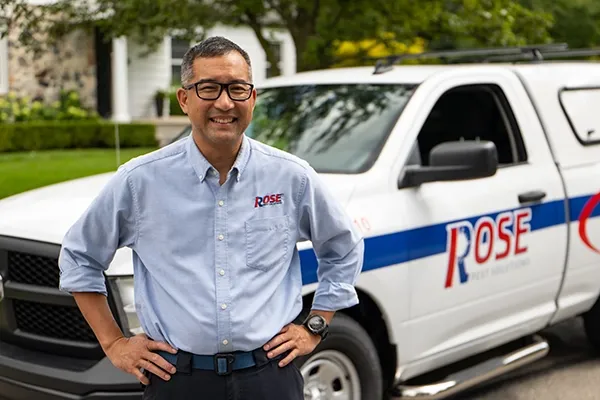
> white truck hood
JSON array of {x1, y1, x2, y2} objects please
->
[
  {"x1": 0, "y1": 172, "x2": 356, "y2": 246},
  {"x1": 0, "y1": 173, "x2": 115, "y2": 244}
]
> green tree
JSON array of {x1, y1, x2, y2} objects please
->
[
  {"x1": 380, "y1": 0, "x2": 553, "y2": 50},
  {"x1": 0, "y1": 0, "x2": 401, "y2": 73},
  {"x1": 520, "y1": 0, "x2": 600, "y2": 48},
  {"x1": 1, "y1": 0, "x2": 555, "y2": 73}
]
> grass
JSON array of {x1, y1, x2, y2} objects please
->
[{"x1": 0, "y1": 147, "x2": 157, "y2": 200}]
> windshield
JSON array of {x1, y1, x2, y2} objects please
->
[
  {"x1": 246, "y1": 84, "x2": 416, "y2": 173},
  {"x1": 171, "y1": 83, "x2": 416, "y2": 173}
]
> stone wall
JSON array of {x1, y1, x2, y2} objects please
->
[{"x1": 7, "y1": 28, "x2": 97, "y2": 110}]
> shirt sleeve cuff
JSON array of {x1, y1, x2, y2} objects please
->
[
  {"x1": 58, "y1": 258, "x2": 108, "y2": 296},
  {"x1": 311, "y1": 281, "x2": 359, "y2": 311}
]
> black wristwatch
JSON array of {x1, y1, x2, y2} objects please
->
[{"x1": 302, "y1": 314, "x2": 329, "y2": 340}]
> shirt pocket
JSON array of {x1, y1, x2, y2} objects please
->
[{"x1": 245, "y1": 215, "x2": 290, "y2": 272}]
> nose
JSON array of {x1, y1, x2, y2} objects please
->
[{"x1": 213, "y1": 88, "x2": 235, "y2": 111}]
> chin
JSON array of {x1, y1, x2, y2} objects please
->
[{"x1": 208, "y1": 130, "x2": 242, "y2": 144}]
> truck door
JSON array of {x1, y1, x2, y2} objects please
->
[
  {"x1": 545, "y1": 84, "x2": 600, "y2": 323},
  {"x1": 387, "y1": 69, "x2": 567, "y2": 373}
]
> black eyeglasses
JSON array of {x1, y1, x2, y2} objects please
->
[{"x1": 182, "y1": 79, "x2": 254, "y2": 101}]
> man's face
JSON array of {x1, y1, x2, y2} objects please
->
[{"x1": 177, "y1": 52, "x2": 256, "y2": 147}]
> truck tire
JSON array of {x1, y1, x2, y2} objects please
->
[
  {"x1": 583, "y1": 297, "x2": 600, "y2": 353},
  {"x1": 295, "y1": 313, "x2": 383, "y2": 400}
]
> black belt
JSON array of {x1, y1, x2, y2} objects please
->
[{"x1": 157, "y1": 347, "x2": 278, "y2": 376}]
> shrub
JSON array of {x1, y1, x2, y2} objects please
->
[
  {"x1": 169, "y1": 89, "x2": 185, "y2": 116},
  {"x1": 0, "y1": 90, "x2": 99, "y2": 123},
  {"x1": 0, "y1": 121, "x2": 157, "y2": 152}
]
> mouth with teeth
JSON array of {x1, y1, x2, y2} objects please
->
[{"x1": 209, "y1": 117, "x2": 237, "y2": 125}]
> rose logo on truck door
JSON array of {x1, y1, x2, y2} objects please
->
[
  {"x1": 445, "y1": 208, "x2": 532, "y2": 288},
  {"x1": 578, "y1": 191, "x2": 600, "y2": 254}
]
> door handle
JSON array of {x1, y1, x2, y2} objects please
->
[{"x1": 518, "y1": 190, "x2": 546, "y2": 204}]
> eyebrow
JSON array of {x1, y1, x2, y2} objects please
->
[{"x1": 196, "y1": 79, "x2": 250, "y2": 84}]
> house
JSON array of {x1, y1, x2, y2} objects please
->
[{"x1": 0, "y1": 14, "x2": 296, "y2": 127}]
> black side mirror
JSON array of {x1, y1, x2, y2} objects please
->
[{"x1": 399, "y1": 140, "x2": 498, "y2": 188}]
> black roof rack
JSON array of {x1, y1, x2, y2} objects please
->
[
  {"x1": 372, "y1": 43, "x2": 600, "y2": 74},
  {"x1": 483, "y1": 47, "x2": 600, "y2": 63}
]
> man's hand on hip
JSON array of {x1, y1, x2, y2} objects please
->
[
  {"x1": 104, "y1": 333, "x2": 178, "y2": 385},
  {"x1": 263, "y1": 324, "x2": 321, "y2": 367}
]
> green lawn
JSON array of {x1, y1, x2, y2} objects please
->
[{"x1": 0, "y1": 147, "x2": 156, "y2": 200}]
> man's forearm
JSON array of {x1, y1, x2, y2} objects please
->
[{"x1": 72, "y1": 292, "x2": 125, "y2": 351}]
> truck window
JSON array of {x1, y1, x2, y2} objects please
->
[
  {"x1": 247, "y1": 84, "x2": 416, "y2": 174},
  {"x1": 559, "y1": 87, "x2": 600, "y2": 145},
  {"x1": 416, "y1": 84, "x2": 527, "y2": 166}
]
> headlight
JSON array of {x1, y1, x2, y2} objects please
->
[{"x1": 110, "y1": 276, "x2": 143, "y2": 336}]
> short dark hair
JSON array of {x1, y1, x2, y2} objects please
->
[{"x1": 180, "y1": 36, "x2": 253, "y2": 86}]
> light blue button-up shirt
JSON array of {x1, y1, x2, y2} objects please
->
[{"x1": 58, "y1": 134, "x2": 364, "y2": 355}]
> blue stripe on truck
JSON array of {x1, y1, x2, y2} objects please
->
[{"x1": 299, "y1": 193, "x2": 600, "y2": 285}]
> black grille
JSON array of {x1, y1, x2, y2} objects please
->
[
  {"x1": 8, "y1": 251, "x2": 59, "y2": 287},
  {"x1": 0, "y1": 237, "x2": 120, "y2": 359},
  {"x1": 13, "y1": 300, "x2": 97, "y2": 342}
]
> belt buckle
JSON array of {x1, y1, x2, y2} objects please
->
[{"x1": 214, "y1": 353, "x2": 235, "y2": 376}]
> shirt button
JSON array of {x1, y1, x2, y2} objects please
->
[
  {"x1": 219, "y1": 269, "x2": 225, "y2": 276},
  {"x1": 222, "y1": 339, "x2": 228, "y2": 345},
  {"x1": 218, "y1": 234, "x2": 224, "y2": 241},
  {"x1": 218, "y1": 200, "x2": 224, "y2": 207},
  {"x1": 221, "y1": 304, "x2": 227, "y2": 310}
]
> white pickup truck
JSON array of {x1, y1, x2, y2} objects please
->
[{"x1": 0, "y1": 45, "x2": 599, "y2": 400}]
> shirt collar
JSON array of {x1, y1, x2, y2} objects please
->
[
  {"x1": 231, "y1": 134, "x2": 251, "y2": 181},
  {"x1": 186, "y1": 134, "x2": 251, "y2": 183}
]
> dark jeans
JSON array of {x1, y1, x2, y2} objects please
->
[{"x1": 141, "y1": 350, "x2": 304, "y2": 400}]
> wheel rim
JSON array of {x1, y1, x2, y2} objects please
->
[{"x1": 300, "y1": 349, "x2": 361, "y2": 400}]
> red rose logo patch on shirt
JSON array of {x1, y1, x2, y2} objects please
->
[{"x1": 254, "y1": 193, "x2": 283, "y2": 208}]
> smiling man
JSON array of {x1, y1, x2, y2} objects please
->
[
  {"x1": 178, "y1": 39, "x2": 257, "y2": 184},
  {"x1": 58, "y1": 36, "x2": 364, "y2": 400}
]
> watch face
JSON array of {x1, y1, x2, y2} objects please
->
[{"x1": 308, "y1": 316, "x2": 325, "y2": 332}]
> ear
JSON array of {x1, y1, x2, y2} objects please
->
[
  {"x1": 176, "y1": 88, "x2": 189, "y2": 115},
  {"x1": 249, "y1": 87, "x2": 257, "y2": 108}
]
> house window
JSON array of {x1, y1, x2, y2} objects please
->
[
  {"x1": 171, "y1": 38, "x2": 190, "y2": 85},
  {"x1": 266, "y1": 41, "x2": 282, "y2": 78},
  {"x1": 0, "y1": 38, "x2": 8, "y2": 95}
]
